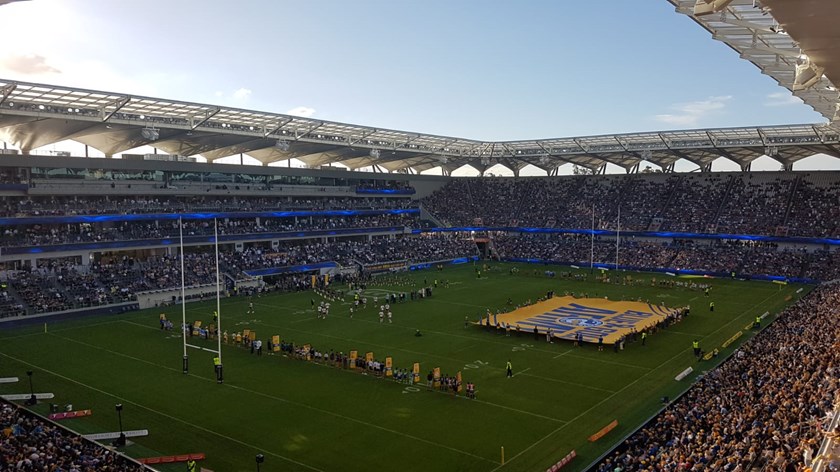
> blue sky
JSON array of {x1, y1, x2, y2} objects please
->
[{"x1": 0, "y1": 0, "x2": 836, "y2": 173}]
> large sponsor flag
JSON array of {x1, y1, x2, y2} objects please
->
[{"x1": 494, "y1": 296, "x2": 676, "y2": 345}]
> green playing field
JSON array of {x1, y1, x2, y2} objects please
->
[{"x1": 0, "y1": 263, "x2": 809, "y2": 472}]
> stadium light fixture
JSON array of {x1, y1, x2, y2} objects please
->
[
  {"x1": 793, "y1": 64, "x2": 825, "y2": 92},
  {"x1": 370, "y1": 149, "x2": 381, "y2": 159},
  {"x1": 140, "y1": 127, "x2": 160, "y2": 140},
  {"x1": 693, "y1": 0, "x2": 735, "y2": 16},
  {"x1": 794, "y1": 57, "x2": 825, "y2": 91},
  {"x1": 276, "y1": 140, "x2": 290, "y2": 152}
]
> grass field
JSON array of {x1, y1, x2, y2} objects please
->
[{"x1": 0, "y1": 262, "x2": 809, "y2": 472}]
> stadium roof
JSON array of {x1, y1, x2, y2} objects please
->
[
  {"x1": 0, "y1": 2, "x2": 838, "y2": 176},
  {"x1": 669, "y1": 0, "x2": 840, "y2": 121},
  {"x1": 1, "y1": 79, "x2": 837, "y2": 175},
  {"x1": 0, "y1": 80, "x2": 840, "y2": 176}
]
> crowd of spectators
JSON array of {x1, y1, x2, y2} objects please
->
[
  {"x1": 0, "y1": 399, "x2": 147, "y2": 471},
  {"x1": 0, "y1": 195, "x2": 416, "y2": 217},
  {"x1": 0, "y1": 212, "x2": 418, "y2": 249},
  {"x1": 0, "y1": 235, "x2": 478, "y2": 316},
  {"x1": 594, "y1": 283, "x2": 840, "y2": 472},
  {"x1": 785, "y1": 175, "x2": 840, "y2": 238},
  {"x1": 0, "y1": 283, "x2": 24, "y2": 319},
  {"x1": 716, "y1": 173, "x2": 791, "y2": 235},
  {"x1": 422, "y1": 171, "x2": 840, "y2": 237},
  {"x1": 494, "y1": 234, "x2": 837, "y2": 280}
]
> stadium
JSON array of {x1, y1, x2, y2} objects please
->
[{"x1": 0, "y1": 1, "x2": 839, "y2": 471}]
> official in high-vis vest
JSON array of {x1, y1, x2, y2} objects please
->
[
  {"x1": 187, "y1": 459, "x2": 197, "y2": 472},
  {"x1": 213, "y1": 356, "x2": 222, "y2": 383}
]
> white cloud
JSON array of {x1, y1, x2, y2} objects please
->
[
  {"x1": 1, "y1": 53, "x2": 60, "y2": 75},
  {"x1": 232, "y1": 88, "x2": 252, "y2": 100},
  {"x1": 287, "y1": 106, "x2": 316, "y2": 117},
  {"x1": 655, "y1": 95, "x2": 732, "y2": 126},
  {"x1": 765, "y1": 92, "x2": 803, "y2": 107}
]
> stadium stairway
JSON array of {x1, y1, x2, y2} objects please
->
[
  {"x1": 709, "y1": 174, "x2": 738, "y2": 227},
  {"x1": 652, "y1": 177, "x2": 682, "y2": 228},
  {"x1": 781, "y1": 174, "x2": 802, "y2": 227},
  {"x1": 4, "y1": 285, "x2": 29, "y2": 316},
  {"x1": 419, "y1": 204, "x2": 447, "y2": 227}
]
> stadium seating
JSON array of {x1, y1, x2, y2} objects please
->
[
  {"x1": 1, "y1": 171, "x2": 839, "y2": 321},
  {"x1": 0, "y1": 399, "x2": 147, "y2": 471},
  {"x1": 493, "y1": 234, "x2": 834, "y2": 280},
  {"x1": 0, "y1": 235, "x2": 477, "y2": 317},
  {"x1": 421, "y1": 171, "x2": 840, "y2": 237},
  {"x1": 593, "y1": 283, "x2": 840, "y2": 472}
]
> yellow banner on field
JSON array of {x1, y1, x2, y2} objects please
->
[
  {"x1": 365, "y1": 351, "x2": 374, "y2": 363},
  {"x1": 349, "y1": 350, "x2": 358, "y2": 369},
  {"x1": 488, "y1": 296, "x2": 677, "y2": 345},
  {"x1": 456, "y1": 371, "x2": 462, "y2": 392},
  {"x1": 385, "y1": 357, "x2": 393, "y2": 377},
  {"x1": 249, "y1": 331, "x2": 256, "y2": 341},
  {"x1": 324, "y1": 274, "x2": 329, "y2": 286},
  {"x1": 412, "y1": 362, "x2": 420, "y2": 384},
  {"x1": 433, "y1": 367, "x2": 441, "y2": 388},
  {"x1": 311, "y1": 275, "x2": 317, "y2": 288},
  {"x1": 272, "y1": 335, "x2": 280, "y2": 352}
]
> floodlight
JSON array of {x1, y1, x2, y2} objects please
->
[
  {"x1": 793, "y1": 58, "x2": 825, "y2": 91},
  {"x1": 276, "y1": 140, "x2": 290, "y2": 152},
  {"x1": 370, "y1": 149, "x2": 381, "y2": 159},
  {"x1": 694, "y1": 0, "x2": 734, "y2": 16},
  {"x1": 140, "y1": 128, "x2": 159, "y2": 140},
  {"x1": 439, "y1": 156, "x2": 448, "y2": 164}
]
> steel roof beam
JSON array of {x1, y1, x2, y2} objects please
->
[
  {"x1": 191, "y1": 107, "x2": 220, "y2": 130},
  {"x1": 0, "y1": 83, "x2": 16, "y2": 107},
  {"x1": 101, "y1": 96, "x2": 131, "y2": 123},
  {"x1": 263, "y1": 117, "x2": 294, "y2": 138}
]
